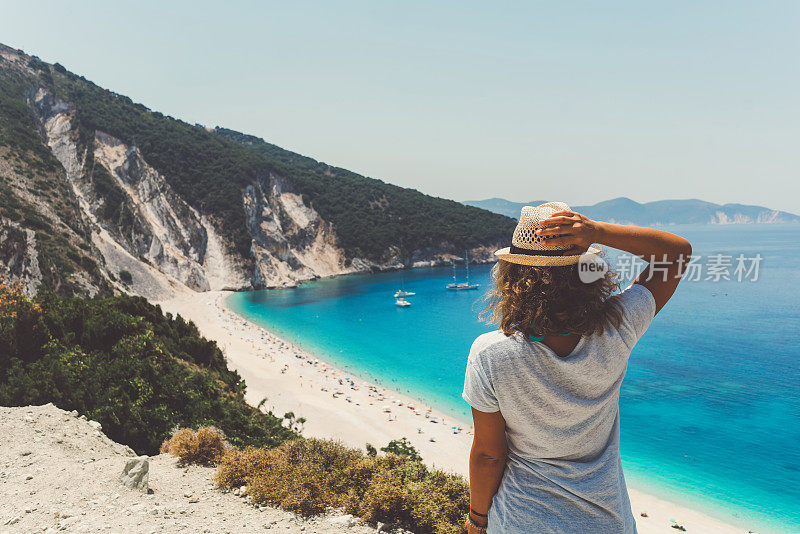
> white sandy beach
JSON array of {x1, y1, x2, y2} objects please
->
[{"x1": 156, "y1": 290, "x2": 760, "y2": 534}]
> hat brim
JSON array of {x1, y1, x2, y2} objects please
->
[{"x1": 494, "y1": 246, "x2": 602, "y2": 266}]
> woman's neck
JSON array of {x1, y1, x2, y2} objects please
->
[{"x1": 542, "y1": 334, "x2": 581, "y2": 357}]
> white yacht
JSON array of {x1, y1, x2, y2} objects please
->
[{"x1": 446, "y1": 250, "x2": 480, "y2": 290}]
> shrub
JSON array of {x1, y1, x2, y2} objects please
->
[
  {"x1": 215, "y1": 446, "x2": 274, "y2": 490},
  {"x1": 380, "y1": 437, "x2": 421, "y2": 461},
  {"x1": 216, "y1": 438, "x2": 359, "y2": 516},
  {"x1": 213, "y1": 437, "x2": 469, "y2": 534},
  {"x1": 0, "y1": 284, "x2": 295, "y2": 455},
  {"x1": 119, "y1": 270, "x2": 133, "y2": 284},
  {"x1": 160, "y1": 427, "x2": 226, "y2": 467}
]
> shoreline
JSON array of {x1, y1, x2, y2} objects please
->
[{"x1": 156, "y1": 289, "x2": 769, "y2": 534}]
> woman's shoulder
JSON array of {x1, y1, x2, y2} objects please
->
[
  {"x1": 613, "y1": 282, "x2": 656, "y2": 310},
  {"x1": 469, "y1": 330, "x2": 524, "y2": 365},
  {"x1": 606, "y1": 283, "x2": 657, "y2": 345}
]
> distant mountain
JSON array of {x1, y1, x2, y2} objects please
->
[{"x1": 463, "y1": 197, "x2": 800, "y2": 225}]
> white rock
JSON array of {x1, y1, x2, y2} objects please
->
[
  {"x1": 87, "y1": 420, "x2": 102, "y2": 432},
  {"x1": 118, "y1": 456, "x2": 149, "y2": 492},
  {"x1": 3, "y1": 515, "x2": 22, "y2": 525},
  {"x1": 59, "y1": 516, "x2": 81, "y2": 528},
  {"x1": 329, "y1": 514, "x2": 356, "y2": 527}
]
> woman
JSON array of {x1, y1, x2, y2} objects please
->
[{"x1": 462, "y1": 202, "x2": 691, "y2": 534}]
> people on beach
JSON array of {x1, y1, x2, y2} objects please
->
[{"x1": 463, "y1": 202, "x2": 692, "y2": 534}]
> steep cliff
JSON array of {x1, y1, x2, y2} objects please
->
[
  {"x1": 0, "y1": 43, "x2": 514, "y2": 298},
  {"x1": 0, "y1": 221, "x2": 41, "y2": 296}
]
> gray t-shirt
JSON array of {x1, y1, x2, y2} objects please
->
[{"x1": 462, "y1": 283, "x2": 656, "y2": 534}]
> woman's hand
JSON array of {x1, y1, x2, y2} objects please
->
[
  {"x1": 536, "y1": 210, "x2": 602, "y2": 250},
  {"x1": 539, "y1": 210, "x2": 692, "y2": 315}
]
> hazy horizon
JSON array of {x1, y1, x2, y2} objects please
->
[
  {"x1": 462, "y1": 196, "x2": 799, "y2": 213},
  {"x1": 2, "y1": 1, "x2": 799, "y2": 212}
]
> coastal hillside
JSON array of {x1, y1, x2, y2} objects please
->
[
  {"x1": 0, "y1": 404, "x2": 385, "y2": 534},
  {"x1": 0, "y1": 280, "x2": 294, "y2": 456},
  {"x1": 0, "y1": 283, "x2": 468, "y2": 534},
  {"x1": 0, "y1": 43, "x2": 515, "y2": 298},
  {"x1": 465, "y1": 197, "x2": 800, "y2": 224}
]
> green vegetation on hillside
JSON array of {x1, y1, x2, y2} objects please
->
[
  {"x1": 0, "y1": 281, "x2": 295, "y2": 455},
  {"x1": 4, "y1": 48, "x2": 514, "y2": 264},
  {"x1": 2, "y1": 46, "x2": 516, "y2": 298},
  {"x1": 0, "y1": 63, "x2": 60, "y2": 172},
  {"x1": 45, "y1": 60, "x2": 515, "y2": 261},
  {"x1": 47, "y1": 70, "x2": 264, "y2": 258},
  {"x1": 0, "y1": 55, "x2": 108, "y2": 295},
  {"x1": 216, "y1": 127, "x2": 517, "y2": 260}
]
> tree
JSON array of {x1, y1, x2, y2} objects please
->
[{"x1": 380, "y1": 437, "x2": 421, "y2": 461}]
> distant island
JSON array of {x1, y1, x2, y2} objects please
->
[{"x1": 463, "y1": 197, "x2": 800, "y2": 225}]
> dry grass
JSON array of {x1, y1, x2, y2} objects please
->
[
  {"x1": 214, "y1": 437, "x2": 469, "y2": 534},
  {"x1": 168, "y1": 427, "x2": 469, "y2": 533},
  {"x1": 160, "y1": 427, "x2": 227, "y2": 467}
]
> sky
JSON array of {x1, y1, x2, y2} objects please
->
[{"x1": 2, "y1": 1, "x2": 799, "y2": 213}]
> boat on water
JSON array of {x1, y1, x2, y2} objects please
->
[
  {"x1": 394, "y1": 276, "x2": 415, "y2": 297},
  {"x1": 446, "y1": 250, "x2": 480, "y2": 290},
  {"x1": 395, "y1": 298, "x2": 411, "y2": 307}
]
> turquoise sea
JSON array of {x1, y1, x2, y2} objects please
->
[{"x1": 227, "y1": 224, "x2": 800, "y2": 534}]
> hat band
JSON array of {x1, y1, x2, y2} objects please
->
[{"x1": 510, "y1": 244, "x2": 572, "y2": 257}]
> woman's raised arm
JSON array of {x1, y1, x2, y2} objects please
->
[{"x1": 537, "y1": 211, "x2": 692, "y2": 314}]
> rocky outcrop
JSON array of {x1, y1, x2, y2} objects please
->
[
  {"x1": 24, "y1": 88, "x2": 416, "y2": 294},
  {"x1": 119, "y1": 457, "x2": 150, "y2": 492},
  {"x1": 710, "y1": 210, "x2": 789, "y2": 224},
  {"x1": 27, "y1": 88, "x2": 250, "y2": 296},
  {"x1": 6, "y1": 83, "x2": 493, "y2": 298},
  {"x1": 244, "y1": 173, "x2": 364, "y2": 287},
  {"x1": 0, "y1": 220, "x2": 42, "y2": 297},
  {"x1": 22, "y1": 88, "x2": 394, "y2": 295},
  {"x1": 92, "y1": 131, "x2": 216, "y2": 291}
]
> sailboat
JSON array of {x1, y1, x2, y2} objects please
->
[
  {"x1": 394, "y1": 276, "x2": 415, "y2": 298},
  {"x1": 446, "y1": 250, "x2": 480, "y2": 290}
]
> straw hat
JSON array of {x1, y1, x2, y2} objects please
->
[{"x1": 494, "y1": 201, "x2": 601, "y2": 266}]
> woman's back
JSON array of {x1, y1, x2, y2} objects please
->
[
  {"x1": 463, "y1": 284, "x2": 656, "y2": 533},
  {"x1": 462, "y1": 202, "x2": 691, "y2": 534}
]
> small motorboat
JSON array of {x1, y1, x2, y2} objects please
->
[{"x1": 395, "y1": 298, "x2": 411, "y2": 307}]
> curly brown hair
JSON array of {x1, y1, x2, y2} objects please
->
[{"x1": 481, "y1": 260, "x2": 623, "y2": 339}]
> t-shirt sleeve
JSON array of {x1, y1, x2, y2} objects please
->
[
  {"x1": 462, "y1": 347, "x2": 500, "y2": 413},
  {"x1": 614, "y1": 283, "x2": 657, "y2": 346}
]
